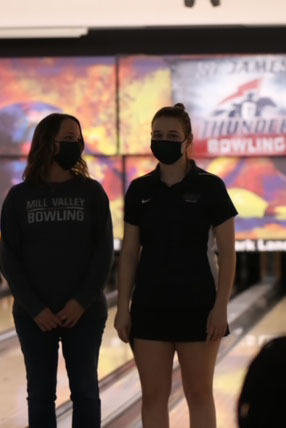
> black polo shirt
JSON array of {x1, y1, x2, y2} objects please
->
[{"x1": 124, "y1": 160, "x2": 238, "y2": 308}]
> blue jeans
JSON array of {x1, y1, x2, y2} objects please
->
[{"x1": 14, "y1": 310, "x2": 107, "y2": 428}]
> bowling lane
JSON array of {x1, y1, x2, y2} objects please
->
[
  {"x1": 1, "y1": 290, "x2": 285, "y2": 428},
  {"x1": 169, "y1": 296, "x2": 286, "y2": 428},
  {"x1": 0, "y1": 295, "x2": 14, "y2": 332}
]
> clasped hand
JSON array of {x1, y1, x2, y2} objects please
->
[{"x1": 34, "y1": 299, "x2": 85, "y2": 332}]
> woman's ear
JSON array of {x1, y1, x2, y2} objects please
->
[{"x1": 184, "y1": 133, "x2": 193, "y2": 146}]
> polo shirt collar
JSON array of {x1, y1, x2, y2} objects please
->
[{"x1": 152, "y1": 159, "x2": 198, "y2": 184}]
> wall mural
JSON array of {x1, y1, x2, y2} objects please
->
[{"x1": 0, "y1": 54, "x2": 285, "y2": 248}]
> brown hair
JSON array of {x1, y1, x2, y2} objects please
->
[
  {"x1": 151, "y1": 103, "x2": 193, "y2": 140},
  {"x1": 23, "y1": 113, "x2": 89, "y2": 184}
]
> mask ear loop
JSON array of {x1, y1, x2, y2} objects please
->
[
  {"x1": 52, "y1": 140, "x2": 59, "y2": 158},
  {"x1": 185, "y1": 134, "x2": 193, "y2": 159},
  {"x1": 184, "y1": 135, "x2": 194, "y2": 175}
]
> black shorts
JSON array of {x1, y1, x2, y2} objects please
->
[{"x1": 129, "y1": 303, "x2": 230, "y2": 348}]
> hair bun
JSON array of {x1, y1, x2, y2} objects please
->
[{"x1": 174, "y1": 103, "x2": 185, "y2": 111}]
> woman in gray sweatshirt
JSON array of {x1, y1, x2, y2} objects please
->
[{"x1": 0, "y1": 113, "x2": 114, "y2": 428}]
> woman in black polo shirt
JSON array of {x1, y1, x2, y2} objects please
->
[{"x1": 115, "y1": 103, "x2": 237, "y2": 428}]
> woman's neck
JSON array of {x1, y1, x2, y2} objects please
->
[
  {"x1": 159, "y1": 156, "x2": 190, "y2": 187},
  {"x1": 46, "y1": 161, "x2": 74, "y2": 183}
]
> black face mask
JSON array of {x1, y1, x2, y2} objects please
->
[
  {"x1": 151, "y1": 139, "x2": 184, "y2": 165},
  {"x1": 54, "y1": 141, "x2": 83, "y2": 170}
]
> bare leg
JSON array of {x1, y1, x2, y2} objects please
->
[
  {"x1": 176, "y1": 340, "x2": 221, "y2": 428},
  {"x1": 133, "y1": 339, "x2": 175, "y2": 428}
]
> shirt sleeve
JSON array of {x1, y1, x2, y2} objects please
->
[
  {"x1": 0, "y1": 187, "x2": 45, "y2": 318},
  {"x1": 208, "y1": 177, "x2": 238, "y2": 227},
  {"x1": 74, "y1": 182, "x2": 114, "y2": 309},
  {"x1": 124, "y1": 181, "x2": 141, "y2": 226}
]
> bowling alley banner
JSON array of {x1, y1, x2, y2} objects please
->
[
  {"x1": 0, "y1": 53, "x2": 286, "y2": 247},
  {"x1": 85, "y1": 156, "x2": 124, "y2": 240},
  {"x1": 0, "y1": 57, "x2": 117, "y2": 156},
  {"x1": 171, "y1": 55, "x2": 286, "y2": 157},
  {"x1": 235, "y1": 239, "x2": 286, "y2": 252},
  {"x1": 197, "y1": 156, "x2": 286, "y2": 250},
  {"x1": 119, "y1": 54, "x2": 286, "y2": 157}
]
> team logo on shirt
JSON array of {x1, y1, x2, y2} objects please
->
[
  {"x1": 183, "y1": 192, "x2": 199, "y2": 203},
  {"x1": 26, "y1": 197, "x2": 85, "y2": 223}
]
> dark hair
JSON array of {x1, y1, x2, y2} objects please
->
[
  {"x1": 23, "y1": 113, "x2": 89, "y2": 184},
  {"x1": 237, "y1": 336, "x2": 286, "y2": 428},
  {"x1": 151, "y1": 103, "x2": 193, "y2": 139}
]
